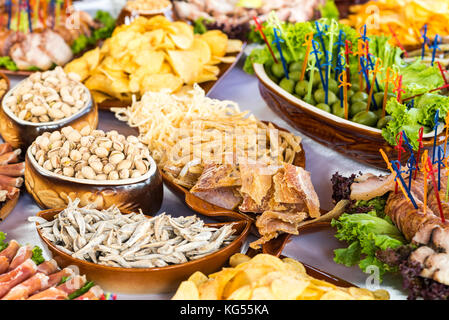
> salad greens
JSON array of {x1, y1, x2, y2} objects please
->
[
  {"x1": 31, "y1": 246, "x2": 45, "y2": 265},
  {"x1": 67, "y1": 281, "x2": 95, "y2": 300},
  {"x1": 0, "y1": 57, "x2": 19, "y2": 71},
  {"x1": 0, "y1": 231, "x2": 7, "y2": 252},
  {"x1": 332, "y1": 197, "x2": 406, "y2": 282},
  {"x1": 319, "y1": 0, "x2": 339, "y2": 20}
]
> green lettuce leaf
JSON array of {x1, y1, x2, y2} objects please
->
[
  {"x1": 0, "y1": 56, "x2": 18, "y2": 71},
  {"x1": 31, "y1": 246, "x2": 45, "y2": 265},
  {"x1": 334, "y1": 241, "x2": 361, "y2": 267},
  {"x1": 0, "y1": 231, "x2": 7, "y2": 252},
  {"x1": 319, "y1": 0, "x2": 339, "y2": 20},
  {"x1": 415, "y1": 93, "x2": 449, "y2": 128}
]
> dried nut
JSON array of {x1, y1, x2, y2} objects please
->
[
  {"x1": 49, "y1": 131, "x2": 61, "y2": 143},
  {"x1": 90, "y1": 161, "x2": 103, "y2": 173},
  {"x1": 95, "y1": 174, "x2": 108, "y2": 180},
  {"x1": 88, "y1": 155, "x2": 99, "y2": 165},
  {"x1": 108, "y1": 171, "x2": 119, "y2": 180},
  {"x1": 63, "y1": 166, "x2": 75, "y2": 177},
  {"x1": 80, "y1": 125, "x2": 91, "y2": 136},
  {"x1": 43, "y1": 160, "x2": 53, "y2": 171},
  {"x1": 50, "y1": 155, "x2": 60, "y2": 168},
  {"x1": 135, "y1": 160, "x2": 148, "y2": 175},
  {"x1": 58, "y1": 147, "x2": 70, "y2": 158},
  {"x1": 81, "y1": 166, "x2": 96, "y2": 180},
  {"x1": 117, "y1": 159, "x2": 132, "y2": 171},
  {"x1": 66, "y1": 129, "x2": 81, "y2": 143},
  {"x1": 119, "y1": 168, "x2": 130, "y2": 179},
  {"x1": 131, "y1": 170, "x2": 142, "y2": 178},
  {"x1": 60, "y1": 156, "x2": 72, "y2": 167},
  {"x1": 69, "y1": 149, "x2": 82, "y2": 161},
  {"x1": 109, "y1": 151, "x2": 125, "y2": 165},
  {"x1": 103, "y1": 163, "x2": 115, "y2": 175},
  {"x1": 80, "y1": 136, "x2": 92, "y2": 147},
  {"x1": 95, "y1": 147, "x2": 109, "y2": 158}
]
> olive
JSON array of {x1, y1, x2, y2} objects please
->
[
  {"x1": 373, "y1": 108, "x2": 383, "y2": 118},
  {"x1": 316, "y1": 103, "x2": 331, "y2": 113},
  {"x1": 314, "y1": 88, "x2": 337, "y2": 105},
  {"x1": 279, "y1": 78, "x2": 296, "y2": 94},
  {"x1": 271, "y1": 62, "x2": 286, "y2": 78},
  {"x1": 352, "y1": 111, "x2": 378, "y2": 127},
  {"x1": 265, "y1": 67, "x2": 279, "y2": 83},
  {"x1": 289, "y1": 61, "x2": 303, "y2": 73},
  {"x1": 347, "y1": 89, "x2": 355, "y2": 98},
  {"x1": 350, "y1": 91, "x2": 368, "y2": 104},
  {"x1": 376, "y1": 115, "x2": 392, "y2": 129},
  {"x1": 295, "y1": 80, "x2": 308, "y2": 97},
  {"x1": 310, "y1": 71, "x2": 321, "y2": 88},
  {"x1": 350, "y1": 101, "x2": 367, "y2": 117},
  {"x1": 351, "y1": 83, "x2": 360, "y2": 93},
  {"x1": 373, "y1": 92, "x2": 385, "y2": 108},
  {"x1": 319, "y1": 79, "x2": 339, "y2": 94},
  {"x1": 332, "y1": 102, "x2": 346, "y2": 118},
  {"x1": 289, "y1": 71, "x2": 301, "y2": 81},
  {"x1": 303, "y1": 95, "x2": 316, "y2": 105}
]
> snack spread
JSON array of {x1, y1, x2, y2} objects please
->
[
  {"x1": 29, "y1": 126, "x2": 151, "y2": 181},
  {"x1": 125, "y1": 0, "x2": 171, "y2": 13},
  {"x1": 3, "y1": 67, "x2": 89, "y2": 123}
]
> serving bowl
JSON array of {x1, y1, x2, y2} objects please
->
[
  {"x1": 254, "y1": 63, "x2": 446, "y2": 170},
  {"x1": 35, "y1": 208, "x2": 252, "y2": 294},
  {"x1": 0, "y1": 80, "x2": 98, "y2": 150},
  {"x1": 116, "y1": 2, "x2": 173, "y2": 26},
  {"x1": 24, "y1": 147, "x2": 163, "y2": 215}
]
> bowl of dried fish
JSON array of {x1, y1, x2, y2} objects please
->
[
  {"x1": 25, "y1": 127, "x2": 163, "y2": 214},
  {"x1": 31, "y1": 199, "x2": 252, "y2": 294},
  {"x1": 0, "y1": 67, "x2": 98, "y2": 150}
]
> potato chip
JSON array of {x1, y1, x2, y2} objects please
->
[
  {"x1": 188, "y1": 271, "x2": 209, "y2": 288},
  {"x1": 83, "y1": 47, "x2": 101, "y2": 71},
  {"x1": 271, "y1": 277, "x2": 309, "y2": 299},
  {"x1": 320, "y1": 290, "x2": 354, "y2": 300},
  {"x1": 172, "y1": 281, "x2": 200, "y2": 300},
  {"x1": 229, "y1": 253, "x2": 251, "y2": 268},
  {"x1": 201, "y1": 30, "x2": 228, "y2": 57},
  {"x1": 227, "y1": 285, "x2": 252, "y2": 300},
  {"x1": 250, "y1": 287, "x2": 276, "y2": 300},
  {"x1": 140, "y1": 73, "x2": 183, "y2": 94},
  {"x1": 166, "y1": 50, "x2": 202, "y2": 84},
  {"x1": 226, "y1": 39, "x2": 243, "y2": 53},
  {"x1": 282, "y1": 257, "x2": 306, "y2": 274},
  {"x1": 64, "y1": 59, "x2": 89, "y2": 82},
  {"x1": 189, "y1": 39, "x2": 211, "y2": 65},
  {"x1": 198, "y1": 280, "x2": 220, "y2": 300},
  {"x1": 90, "y1": 90, "x2": 112, "y2": 104},
  {"x1": 217, "y1": 56, "x2": 237, "y2": 64},
  {"x1": 168, "y1": 21, "x2": 194, "y2": 50}
]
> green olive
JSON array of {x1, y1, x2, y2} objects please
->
[
  {"x1": 271, "y1": 62, "x2": 286, "y2": 78},
  {"x1": 295, "y1": 80, "x2": 308, "y2": 97},
  {"x1": 289, "y1": 61, "x2": 303, "y2": 73},
  {"x1": 303, "y1": 95, "x2": 316, "y2": 105},
  {"x1": 373, "y1": 92, "x2": 385, "y2": 109},
  {"x1": 332, "y1": 102, "x2": 346, "y2": 118},
  {"x1": 316, "y1": 103, "x2": 331, "y2": 113},
  {"x1": 373, "y1": 108, "x2": 383, "y2": 119},
  {"x1": 266, "y1": 67, "x2": 279, "y2": 83},
  {"x1": 310, "y1": 71, "x2": 321, "y2": 88},
  {"x1": 279, "y1": 78, "x2": 296, "y2": 94},
  {"x1": 376, "y1": 115, "x2": 392, "y2": 129},
  {"x1": 347, "y1": 89, "x2": 355, "y2": 98},
  {"x1": 350, "y1": 101, "x2": 367, "y2": 117},
  {"x1": 350, "y1": 91, "x2": 368, "y2": 104},
  {"x1": 289, "y1": 71, "x2": 301, "y2": 81},
  {"x1": 351, "y1": 82, "x2": 360, "y2": 93},
  {"x1": 319, "y1": 79, "x2": 339, "y2": 94},
  {"x1": 352, "y1": 111, "x2": 379, "y2": 127},
  {"x1": 314, "y1": 88, "x2": 338, "y2": 105}
]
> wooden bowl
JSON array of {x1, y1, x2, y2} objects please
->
[
  {"x1": 34, "y1": 208, "x2": 252, "y2": 294},
  {"x1": 97, "y1": 44, "x2": 246, "y2": 110},
  {"x1": 254, "y1": 63, "x2": 446, "y2": 170},
  {"x1": 24, "y1": 148, "x2": 163, "y2": 215},
  {"x1": 0, "y1": 80, "x2": 98, "y2": 150}
]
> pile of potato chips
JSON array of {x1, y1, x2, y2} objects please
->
[
  {"x1": 172, "y1": 254, "x2": 390, "y2": 300},
  {"x1": 64, "y1": 16, "x2": 243, "y2": 104}
]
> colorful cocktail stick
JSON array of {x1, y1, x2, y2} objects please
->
[
  {"x1": 444, "y1": 113, "x2": 449, "y2": 157},
  {"x1": 387, "y1": 23, "x2": 408, "y2": 57},
  {"x1": 421, "y1": 24, "x2": 428, "y2": 60},
  {"x1": 300, "y1": 32, "x2": 314, "y2": 81},
  {"x1": 414, "y1": 127, "x2": 425, "y2": 180},
  {"x1": 311, "y1": 39, "x2": 327, "y2": 103},
  {"x1": 432, "y1": 109, "x2": 440, "y2": 163},
  {"x1": 382, "y1": 67, "x2": 393, "y2": 118},
  {"x1": 437, "y1": 145, "x2": 445, "y2": 191},
  {"x1": 426, "y1": 156, "x2": 446, "y2": 223},
  {"x1": 344, "y1": 40, "x2": 352, "y2": 83},
  {"x1": 338, "y1": 69, "x2": 351, "y2": 120},
  {"x1": 429, "y1": 35, "x2": 441, "y2": 66},
  {"x1": 253, "y1": 17, "x2": 278, "y2": 64},
  {"x1": 366, "y1": 58, "x2": 381, "y2": 111},
  {"x1": 394, "y1": 131, "x2": 405, "y2": 194},
  {"x1": 272, "y1": 28, "x2": 289, "y2": 79}
]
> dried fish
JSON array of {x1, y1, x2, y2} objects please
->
[{"x1": 30, "y1": 198, "x2": 236, "y2": 268}]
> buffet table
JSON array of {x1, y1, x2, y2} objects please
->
[{"x1": 0, "y1": 0, "x2": 407, "y2": 300}]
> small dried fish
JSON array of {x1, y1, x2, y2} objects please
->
[{"x1": 29, "y1": 198, "x2": 236, "y2": 269}]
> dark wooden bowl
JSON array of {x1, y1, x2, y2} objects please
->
[
  {"x1": 24, "y1": 148, "x2": 163, "y2": 215},
  {"x1": 254, "y1": 63, "x2": 446, "y2": 170},
  {"x1": 97, "y1": 43, "x2": 246, "y2": 110},
  {"x1": 35, "y1": 208, "x2": 251, "y2": 294},
  {"x1": 0, "y1": 81, "x2": 99, "y2": 150}
]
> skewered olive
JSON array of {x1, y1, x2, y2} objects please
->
[
  {"x1": 271, "y1": 62, "x2": 285, "y2": 78},
  {"x1": 347, "y1": 89, "x2": 355, "y2": 98},
  {"x1": 314, "y1": 88, "x2": 338, "y2": 105},
  {"x1": 289, "y1": 61, "x2": 303, "y2": 72},
  {"x1": 316, "y1": 103, "x2": 331, "y2": 113},
  {"x1": 373, "y1": 108, "x2": 383, "y2": 118},
  {"x1": 350, "y1": 101, "x2": 367, "y2": 117},
  {"x1": 376, "y1": 115, "x2": 392, "y2": 129},
  {"x1": 303, "y1": 95, "x2": 316, "y2": 105},
  {"x1": 310, "y1": 71, "x2": 321, "y2": 88},
  {"x1": 350, "y1": 91, "x2": 368, "y2": 104},
  {"x1": 266, "y1": 67, "x2": 279, "y2": 83},
  {"x1": 332, "y1": 102, "x2": 345, "y2": 118},
  {"x1": 352, "y1": 111, "x2": 378, "y2": 127},
  {"x1": 351, "y1": 83, "x2": 360, "y2": 92},
  {"x1": 289, "y1": 71, "x2": 301, "y2": 81},
  {"x1": 295, "y1": 80, "x2": 308, "y2": 96},
  {"x1": 373, "y1": 92, "x2": 385, "y2": 108},
  {"x1": 279, "y1": 78, "x2": 295, "y2": 94},
  {"x1": 319, "y1": 79, "x2": 339, "y2": 94}
]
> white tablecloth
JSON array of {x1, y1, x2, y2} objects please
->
[{"x1": 0, "y1": 0, "x2": 408, "y2": 300}]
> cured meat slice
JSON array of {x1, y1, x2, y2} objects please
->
[
  {"x1": 74, "y1": 285, "x2": 104, "y2": 300},
  {"x1": 0, "y1": 186, "x2": 20, "y2": 200},
  {"x1": 41, "y1": 29, "x2": 74, "y2": 66},
  {"x1": 0, "y1": 240, "x2": 20, "y2": 262},
  {"x1": 0, "y1": 143, "x2": 13, "y2": 157},
  {"x1": 350, "y1": 173, "x2": 396, "y2": 201},
  {"x1": 0, "y1": 175, "x2": 23, "y2": 188},
  {"x1": 0, "y1": 150, "x2": 20, "y2": 166},
  {"x1": 1, "y1": 273, "x2": 49, "y2": 300},
  {"x1": 190, "y1": 163, "x2": 241, "y2": 191},
  {"x1": 8, "y1": 245, "x2": 32, "y2": 271},
  {"x1": 0, "y1": 256, "x2": 9, "y2": 274},
  {"x1": 56, "y1": 275, "x2": 86, "y2": 294},
  {"x1": 27, "y1": 287, "x2": 68, "y2": 300},
  {"x1": 0, "y1": 259, "x2": 37, "y2": 298},
  {"x1": 0, "y1": 163, "x2": 25, "y2": 177},
  {"x1": 250, "y1": 211, "x2": 308, "y2": 249},
  {"x1": 36, "y1": 259, "x2": 59, "y2": 276}
]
